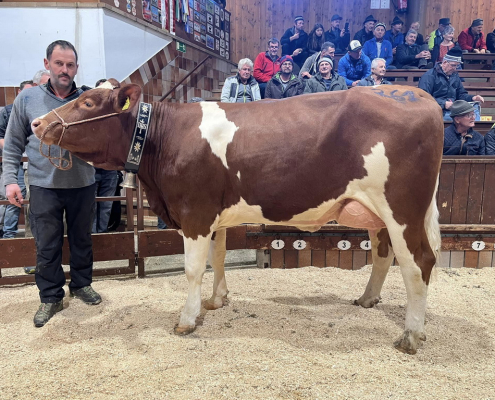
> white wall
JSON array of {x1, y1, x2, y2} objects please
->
[{"x1": 0, "y1": 7, "x2": 171, "y2": 87}]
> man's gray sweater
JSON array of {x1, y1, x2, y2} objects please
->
[{"x1": 2, "y1": 84, "x2": 95, "y2": 189}]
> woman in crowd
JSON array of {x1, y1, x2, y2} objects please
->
[
  {"x1": 307, "y1": 23, "x2": 325, "y2": 55},
  {"x1": 431, "y1": 25, "x2": 456, "y2": 63}
]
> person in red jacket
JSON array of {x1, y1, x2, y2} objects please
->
[
  {"x1": 458, "y1": 19, "x2": 487, "y2": 53},
  {"x1": 253, "y1": 38, "x2": 281, "y2": 98}
]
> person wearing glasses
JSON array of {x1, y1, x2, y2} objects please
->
[
  {"x1": 418, "y1": 46, "x2": 484, "y2": 121},
  {"x1": 253, "y1": 38, "x2": 282, "y2": 98},
  {"x1": 443, "y1": 100, "x2": 485, "y2": 155}
]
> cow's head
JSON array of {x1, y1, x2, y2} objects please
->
[{"x1": 31, "y1": 80, "x2": 142, "y2": 169}]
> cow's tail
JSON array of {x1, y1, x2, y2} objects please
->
[{"x1": 425, "y1": 175, "x2": 441, "y2": 267}]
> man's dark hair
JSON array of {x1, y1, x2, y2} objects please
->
[
  {"x1": 95, "y1": 79, "x2": 108, "y2": 87},
  {"x1": 321, "y1": 42, "x2": 336, "y2": 52},
  {"x1": 267, "y1": 38, "x2": 279, "y2": 46},
  {"x1": 19, "y1": 80, "x2": 34, "y2": 91},
  {"x1": 46, "y1": 40, "x2": 78, "y2": 63}
]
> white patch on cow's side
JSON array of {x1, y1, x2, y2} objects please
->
[
  {"x1": 199, "y1": 102, "x2": 239, "y2": 169},
  {"x1": 237, "y1": 171, "x2": 241, "y2": 180}
]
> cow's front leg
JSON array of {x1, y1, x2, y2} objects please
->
[
  {"x1": 355, "y1": 228, "x2": 394, "y2": 308},
  {"x1": 204, "y1": 229, "x2": 229, "y2": 310},
  {"x1": 174, "y1": 233, "x2": 212, "y2": 335}
]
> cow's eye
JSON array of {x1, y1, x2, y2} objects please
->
[{"x1": 84, "y1": 101, "x2": 93, "y2": 107}]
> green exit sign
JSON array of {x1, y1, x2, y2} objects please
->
[{"x1": 176, "y1": 42, "x2": 186, "y2": 53}]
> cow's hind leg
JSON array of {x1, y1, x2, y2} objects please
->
[
  {"x1": 174, "y1": 233, "x2": 212, "y2": 335},
  {"x1": 355, "y1": 228, "x2": 395, "y2": 308},
  {"x1": 204, "y1": 228, "x2": 229, "y2": 310}
]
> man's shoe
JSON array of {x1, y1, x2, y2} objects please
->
[
  {"x1": 70, "y1": 286, "x2": 102, "y2": 305},
  {"x1": 33, "y1": 302, "x2": 63, "y2": 327},
  {"x1": 24, "y1": 266, "x2": 36, "y2": 274}
]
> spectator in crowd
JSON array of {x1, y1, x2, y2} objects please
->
[
  {"x1": 299, "y1": 41, "x2": 335, "y2": 79},
  {"x1": 410, "y1": 21, "x2": 426, "y2": 45},
  {"x1": 253, "y1": 38, "x2": 281, "y2": 98},
  {"x1": 307, "y1": 24, "x2": 325, "y2": 56},
  {"x1": 395, "y1": 30, "x2": 431, "y2": 69},
  {"x1": 32, "y1": 69, "x2": 50, "y2": 86},
  {"x1": 338, "y1": 40, "x2": 372, "y2": 87},
  {"x1": 384, "y1": 16, "x2": 405, "y2": 53},
  {"x1": 458, "y1": 19, "x2": 487, "y2": 53},
  {"x1": 354, "y1": 15, "x2": 376, "y2": 47},
  {"x1": 357, "y1": 58, "x2": 391, "y2": 86},
  {"x1": 281, "y1": 16, "x2": 309, "y2": 70},
  {"x1": 484, "y1": 121, "x2": 495, "y2": 154},
  {"x1": 221, "y1": 58, "x2": 261, "y2": 103},
  {"x1": 418, "y1": 46, "x2": 484, "y2": 121},
  {"x1": 428, "y1": 18, "x2": 451, "y2": 50},
  {"x1": 0, "y1": 80, "x2": 35, "y2": 241},
  {"x1": 362, "y1": 23, "x2": 394, "y2": 68},
  {"x1": 91, "y1": 79, "x2": 119, "y2": 234},
  {"x1": 265, "y1": 56, "x2": 305, "y2": 98},
  {"x1": 304, "y1": 56, "x2": 347, "y2": 93},
  {"x1": 431, "y1": 25, "x2": 456, "y2": 64},
  {"x1": 487, "y1": 27, "x2": 495, "y2": 53},
  {"x1": 3, "y1": 40, "x2": 101, "y2": 327},
  {"x1": 324, "y1": 14, "x2": 350, "y2": 54},
  {"x1": 443, "y1": 100, "x2": 485, "y2": 155}
]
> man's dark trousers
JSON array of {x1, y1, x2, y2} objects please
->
[{"x1": 30, "y1": 184, "x2": 96, "y2": 303}]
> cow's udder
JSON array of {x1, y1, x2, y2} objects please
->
[{"x1": 335, "y1": 199, "x2": 386, "y2": 230}]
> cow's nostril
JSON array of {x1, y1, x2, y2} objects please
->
[{"x1": 32, "y1": 119, "x2": 41, "y2": 128}]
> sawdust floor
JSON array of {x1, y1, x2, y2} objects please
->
[{"x1": 1, "y1": 263, "x2": 494, "y2": 400}]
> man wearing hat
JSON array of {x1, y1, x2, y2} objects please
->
[
  {"x1": 384, "y1": 16, "x2": 404, "y2": 53},
  {"x1": 325, "y1": 14, "x2": 350, "y2": 53},
  {"x1": 280, "y1": 16, "x2": 309, "y2": 70},
  {"x1": 419, "y1": 46, "x2": 484, "y2": 121},
  {"x1": 443, "y1": 100, "x2": 485, "y2": 155},
  {"x1": 304, "y1": 56, "x2": 347, "y2": 93},
  {"x1": 299, "y1": 42, "x2": 335, "y2": 79},
  {"x1": 354, "y1": 15, "x2": 376, "y2": 49},
  {"x1": 265, "y1": 55, "x2": 305, "y2": 99},
  {"x1": 362, "y1": 23, "x2": 394, "y2": 68},
  {"x1": 458, "y1": 19, "x2": 487, "y2": 53},
  {"x1": 337, "y1": 40, "x2": 372, "y2": 87},
  {"x1": 428, "y1": 18, "x2": 451, "y2": 50}
]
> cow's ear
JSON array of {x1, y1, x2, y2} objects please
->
[{"x1": 114, "y1": 84, "x2": 142, "y2": 113}]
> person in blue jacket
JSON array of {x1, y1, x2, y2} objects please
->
[
  {"x1": 384, "y1": 16, "x2": 405, "y2": 52},
  {"x1": 362, "y1": 23, "x2": 395, "y2": 68},
  {"x1": 337, "y1": 40, "x2": 372, "y2": 87}
]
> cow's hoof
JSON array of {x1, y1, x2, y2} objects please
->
[
  {"x1": 354, "y1": 295, "x2": 381, "y2": 308},
  {"x1": 394, "y1": 330, "x2": 423, "y2": 355},
  {"x1": 204, "y1": 295, "x2": 229, "y2": 310},
  {"x1": 174, "y1": 324, "x2": 196, "y2": 336}
]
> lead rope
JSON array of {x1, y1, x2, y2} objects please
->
[{"x1": 38, "y1": 108, "x2": 120, "y2": 170}]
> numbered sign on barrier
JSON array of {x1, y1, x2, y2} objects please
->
[
  {"x1": 472, "y1": 241, "x2": 485, "y2": 251},
  {"x1": 293, "y1": 240, "x2": 307, "y2": 250},
  {"x1": 271, "y1": 240, "x2": 285, "y2": 250},
  {"x1": 360, "y1": 240, "x2": 371, "y2": 250},
  {"x1": 337, "y1": 240, "x2": 351, "y2": 250}
]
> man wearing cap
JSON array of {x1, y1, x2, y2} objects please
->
[
  {"x1": 299, "y1": 42, "x2": 335, "y2": 79},
  {"x1": 338, "y1": 40, "x2": 372, "y2": 87},
  {"x1": 265, "y1": 55, "x2": 305, "y2": 99},
  {"x1": 325, "y1": 14, "x2": 350, "y2": 53},
  {"x1": 443, "y1": 100, "x2": 485, "y2": 155},
  {"x1": 254, "y1": 38, "x2": 282, "y2": 98},
  {"x1": 304, "y1": 56, "x2": 347, "y2": 93},
  {"x1": 419, "y1": 46, "x2": 484, "y2": 121},
  {"x1": 384, "y1": 16, "x2": 404, "y2": 53},
  {"x1": 354, "y1": 15, "x2": 376, "y2": 48},
  {"x1": 357, "y1": 58, "x2": 391, "y2": 86},
  {"x1": 362, "y1": 23, "x2": 394, "y2": 68},
  {"x1": 281, "y1": 16, "x2": 309, "y2": 70},
  {"x1": 428, "y1": 18, "x2": 451, "y2": 50},
  {"x1": 458, "y1": 19, "x2": 487, "y2": 53}
]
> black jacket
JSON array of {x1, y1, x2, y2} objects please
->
[
  {"x1": 0, "y1": 104, "x2": 13, "y2": 140},
  {"x1": 484, "y1": 125, "x2": 495, "y2": 155},
  {"x1": 395, "y1": 43, "x2": 422, "y2": 68},
  {"x1": 281, "y1": 27, "x2": 309, "y2": 67},
  {"x1": 487, "y1": 31, "x2": 495, "y2": 53},
  {"x1": 443, "y1": 124, "x2": 485, "y2": 155},
  {"x1": 265, "y1": 73, "x2": 305, "y2": 99},
  {"x1": 325, "y1": 28, "x2": 350, "y2": 52},
  {"x1": 354, "y1": 29, "x2": 373, "y2": 47}
]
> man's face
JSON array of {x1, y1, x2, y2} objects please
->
[
  {"x1": 364, "y1": 21, "x2": 375, "y2": 32},
  {"x1": 295, "y1": 20, "x2": 304, "y2": 31},
  {"x1": 374, "y1": 26, "x2": 385, "y2": 39},
  {"x1": 438, "y1": 23, "x2": 449, "y2": 33},
  {"x1": 405, "y1": 33, "x2": 417, "y2": 45},
  {"x1": 372, "y1": 60, "x2": 386, "y2": 77},
  {"x1": 349, "y1": 49, "x2": 361, "y2": 60},
  {"x1": 18, "y1": 84, "x2": 34, "y2": 94},
  {"x1": 392, "y1": 23, "x2": 403, "y2": 33},
  {"x1": 280, "y1": 61, "x2": 293, "y2": 74},
  {"x1": 442, "y1": 60, "x2": 459, "y2": 76},
  {"x1": 454, "y1": 112, "x2": 476, "y2": 129},
  {"x1": 411, "y1": 22, "x2": 420, "y2": 31},
  {"x1": 268, "y1": 42, "x2": 279, "y2": 57},
  {"x1": 319, "y1": 61, "x2": 332, "y2": 75},
  {"x1": 321, "y1": 47, "x2": 336, "y2": 59},
  {"x1": 472, "y1": 24, "x2": 483, "y2": 35},
  {"x1": 331, "y1": 20, "x2": 340, "y2": 29},
  {"x1": 239, "y1": 64, "x2": 252, "y2": 80},
  {"x1": 44, "y1": 45, "x2": 78, "y2": 89}
]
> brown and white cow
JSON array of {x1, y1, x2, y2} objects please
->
[{"x1": 31, "y1": 82, "x2": 443, "y2": 354}]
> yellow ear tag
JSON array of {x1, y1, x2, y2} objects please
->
[{"x1": 122, "y1": 97, "x2": 130, "y2": 111}]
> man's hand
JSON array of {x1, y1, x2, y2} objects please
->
[
  {"x1": 291, "y1": 32, "x2": 300, "y2": 41},
  {"x1": 473, "y1": 48, "x2": 480, "y2": 53},
  {"x1": 416, "y1": 50, "x2": 431, "y2": 59},
  {"x1": 473, "y1": 95, "x2": 485, "y2": 103},
  {"x1": 352, "y1": 80, "x2": 360, "y2": 87},
  {"x1": 425, "y1": 34, "x2": 431, "y2": 42},
  {"x1": 480, "y1": 49, "x2": 487, "y2": 54},
  {"x1": 340, "y1": 29, "x2": 345, "y2": 37},
  {"x1": 301, "y1": 72, "x2": 312, "y2": 79},
  {"x1": 292, "y1": 48, "x2": 303, "y2": 57},
  {"x1": 445, "y1": 100, "x2": 454, "y2": 109},
  {"x1": 6, "y1": 184, "x2": 23, "y2": 208}
]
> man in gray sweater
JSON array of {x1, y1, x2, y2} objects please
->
[{"x1": 3, "y1": 40, "x2": 101, "y2": 327}]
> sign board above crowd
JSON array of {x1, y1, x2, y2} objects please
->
[{"x1": 102, "y1": 0, "x2": 230, "y2": 60}]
